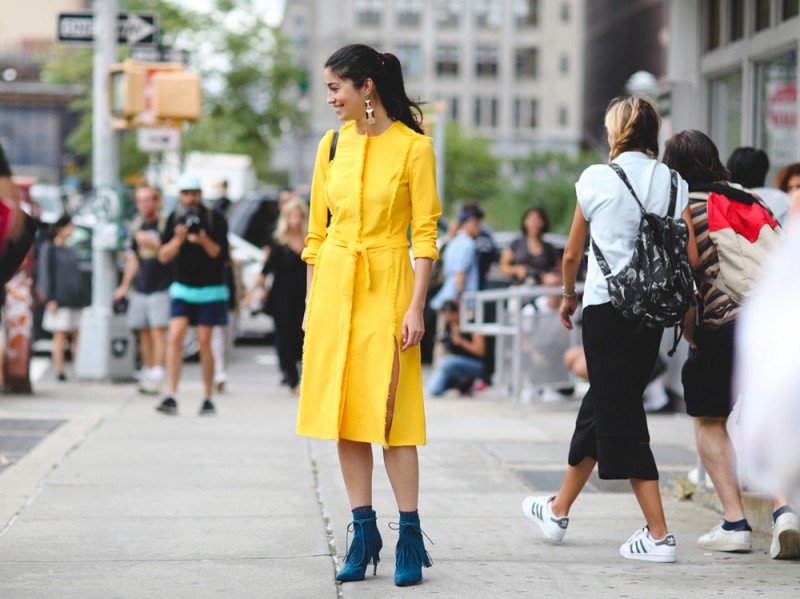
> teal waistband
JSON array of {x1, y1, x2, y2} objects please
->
[{"x1": 169, "y1": 282, "x2": 229, "y2": 304}]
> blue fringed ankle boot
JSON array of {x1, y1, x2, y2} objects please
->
[
  {"x1": 336, "y1": 508, "x2": 382, "y2": 582},
  {"x1": 392, "y1": 512, "x2": 433, "y2": 587}
]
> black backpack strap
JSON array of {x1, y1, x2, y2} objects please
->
[
  {"x1": 667, "y1": 169, "x2": 679, "y2": 218},
  {"x1": 329, "y1": 129, "x2": 339, "y2": 162},
  {"x1": 590, "y1": 235, "x2": 613, "y2": 277},
  {"x1": 609, "y1": 163, "x2": 646, "y2": 214}
]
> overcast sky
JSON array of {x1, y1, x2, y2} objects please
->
[{"x1": 172, "y1": 0, "x2": 286, "y2": 26}]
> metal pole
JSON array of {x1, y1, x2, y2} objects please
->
[
  {"x1": 92, "y1": 0, "x2": 117, "y2": 189},
  {"x1": 433, "y1": 101, "x2": 446, "y2": 205},
  {"x1": 77, "y1": 0, "x2": 133, "y2": 380}
]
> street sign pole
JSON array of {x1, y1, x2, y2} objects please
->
[{"x1": 76, "y1": 0, "x2": 134, "y2": 381}]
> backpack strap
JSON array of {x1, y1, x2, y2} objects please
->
[
  {"x1": 609, "y1": 163, "x2": 646, "y2": 214},
  {"x1": 590, "y1": 233, "x2": 613, "y2": 277},
  {"x1": 667, "y1": 169, "x2": 679, "y2": 218},
  {"x1": 329, "y1": 129, "x2": 339, "y2": 163}
]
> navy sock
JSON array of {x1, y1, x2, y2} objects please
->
[
  {"x1": 773, "y1": 505, "x2": 795, "y2": 523},
  {"x1": 721, "y1": 518, "x2": 751, "y2": 532},
  {"x1": 399, "y1": 510, "x2": 419, "y2": 522},
  {"x1": 352, "y1": 505, "x2": 373, "y2": 517}
]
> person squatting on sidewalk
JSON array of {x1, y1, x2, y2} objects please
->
[
  {"x1": 296, "y1": 44, "x2": 440, "y2": 587},
  {"x1": 114, "y1": 186, "x2": 172, "y2": 394},
  {"x1": 663, "y1": 130, "x2": 800, "y2": 559},
  {"x1": 156, "y1": 174, "x2": 229, "y2": 416},
  {"x1": 522, "y1": 96, "x2": 698, "y2": 563},
  {"x1": 427, "y1": 300, "x2": 486, "y2": 397}
]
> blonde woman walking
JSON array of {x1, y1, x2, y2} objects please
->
[{"x1": 522, "y1": 96, "x2": 698, "y2": 562}]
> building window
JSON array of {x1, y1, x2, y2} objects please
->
[
  {"x1": 436, "y1": 44, "x2": 460, "y2": 76},
  {"x1": 450, "y1": 97, "x2": 459, "y2": 121},
  {"x1": 516, "y1": 47, "x2": 538, "y2": 78},
  {"x1": 707, "y1": 0, "x2": 722, "y2": 51},
  {"x1": 784, "y1": 0, "x2": 800, "y2": 19},
  {"x1": 474, "y1": 98, "x2": 482, "y2": 127},
  {"x1": 490, "y1": 97, "x2": 498, "y2": 128},
  {"x1": 513, "y1": 98, "x2": 521, "y2": 127},
  {"x1": 394, "y1": 43, "x2": 422, "y2": 79},
  {"x1": 561, "y1": 2, "x2": 571, "y2": 22},
  {"x1": 560, "y1": 54, "x2": 569, "y2": 75},
  {"x1": 529, "y1": 99, "x2": 539, "y2": 128},
  {"x1": 355, "y1": 0, "x2": 382, "y2": 26},
  {"x1": 476, "y1": 45, "x2": 499, "y2": 77},
  {"x1": 558, "y1": 106, "x2": 569, "y2": 127},
  {"x1": 396, "y1": 0, "x2": 423, "y2": 27},
  {"x1": 754, "y1": 50, "x2": 798, "y2": 175},
  {"x1": 755, "y1": 0, "x2": 772, "y2": 30},
  {"x1": 514, "y1": 0, "x2": 539, "y2": 28},
  {"x1": 434, "y1": 0, "x2": 462, "y2": 27},
  {"x1": 709, "y1": 70, "x2": 743, "y2": 161},
  {"x1": 474, "y1": 0, "x2": 503, "y2": 29},
  {"x1": 729, "y1": 0, "x2": 745, "y2": 41}
]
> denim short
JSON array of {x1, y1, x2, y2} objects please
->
[{"x1": 170, "y1": 298, "x2": 228, "y2": 327}]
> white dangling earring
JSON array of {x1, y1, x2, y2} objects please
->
[{"x1": 364, "y1": 93, "x2": 376, "y2": 125}]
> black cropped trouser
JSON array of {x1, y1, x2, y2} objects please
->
[{"x1": 567, "y1": 302, "x2": 663, "y2": 480}]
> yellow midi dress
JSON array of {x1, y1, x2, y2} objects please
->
[{"x1": 296, "y1": 120, "x2": 441, "y2": 447}]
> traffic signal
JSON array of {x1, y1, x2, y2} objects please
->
[
  {"x1": 152, "y1": 72, "x2": 202, "y2": 121},
  {"x1": 109, "y1": 61, "x2": 146, "y2": 118},
  {"x1": 109, "y1": 59, "x2": 202, "y2": 127}
]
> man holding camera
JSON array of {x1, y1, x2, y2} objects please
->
[{"x1": 156, "y1": 174, "x2": 229, "y2": 415}]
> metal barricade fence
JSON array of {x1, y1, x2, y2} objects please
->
[{"x1": 460, "y1": 284, "x2": 583, "y2": 404}]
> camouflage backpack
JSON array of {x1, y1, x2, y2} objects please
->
[{"x1": 590, "y1": 164, "x2": 694, "y2": 350}]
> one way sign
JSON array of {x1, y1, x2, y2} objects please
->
[{"x1": 57, "y1": 12, "x2": 159, "y2": 47}]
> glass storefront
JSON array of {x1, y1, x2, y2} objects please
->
[
  {"x1": 755, "y1": 49, "x2": 798, "y2": 173},
  {"x1": 709, "y1": 69, "x2": 743, "y2": 160}
]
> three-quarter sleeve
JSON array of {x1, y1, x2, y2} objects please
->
[
  {"x1": 301, "y1": 130, "x2": 335, "y2": 265},
  {"x1": 408, "y1": 137, "x2": 442, "y2": 261}
]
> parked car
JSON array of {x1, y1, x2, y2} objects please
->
[{"x1": 227, "y1": 187, "x2": 282, "y2": 249}]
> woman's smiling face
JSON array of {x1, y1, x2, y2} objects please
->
[{"x1": 324, "y1": 68, "x2": 363, "y2": 122}]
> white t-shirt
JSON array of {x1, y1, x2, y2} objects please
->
[
  {"x1": 752, "y1": 187, "x2": 791, "y2": 229},
  {"x1": 576, "y1": 151, "x2": 689, "y2": 308}
]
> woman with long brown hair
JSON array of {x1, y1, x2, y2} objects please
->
[{"x1": 297, "y1": 44, "x2": 440, "y2": 587}]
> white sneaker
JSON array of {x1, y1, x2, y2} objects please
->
[
  {"x1": 770, "y1": 511, "x2": 800, "y2": 559},
  {"x1": 697, "y1": 522, "x2": 751, "y2": 552},
  {"x1": 521, "y1": 495, "x2": 569, "y2": 543},
  {"x1": 619, "y1": 526, "x2": 677, "y2": 563}
]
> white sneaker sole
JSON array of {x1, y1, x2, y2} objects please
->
[
  {"x1": 697, "y1": 541, "x2": 751, "y2": 552},
  {"x1": 619, "y1": 549, "x2": 676, "y2": 563},
  {"x1": 771, "y1": 527, "x2": 800, "y2": 559}
]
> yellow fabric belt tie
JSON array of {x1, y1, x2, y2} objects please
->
[{"x1": 326, "y1": 235, "x2": 409, "y2": 296}]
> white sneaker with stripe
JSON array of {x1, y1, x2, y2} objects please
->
[
  {"x1": 619, "y1": 525, "x2": 677, "y2": 563},
  {"x1": 521, "y1": 495, "x2": 569, "y2": 543}
]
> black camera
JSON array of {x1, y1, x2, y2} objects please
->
[{"x1": 179, "y1": 206, "x2": 204, "y2": 234}]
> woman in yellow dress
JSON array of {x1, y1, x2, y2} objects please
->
[{"x1": 297, "y1": 44, "x2": 441, "y2": 587}]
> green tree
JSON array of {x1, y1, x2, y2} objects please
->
[
  {"x1": 182, "y1": 0, "x2": 303, "y2": 181},
  {"x1": 489, "y1": 150, "x2": 602, "y2": 234},
  {"x1": 39, "y1": 0, "x2": 301, "y2": 185},
  {"x1": 442, "y1": 122, "x2": 501, "y2": 214}
]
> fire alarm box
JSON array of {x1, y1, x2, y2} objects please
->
[{"x1": 152, "y1": 72, "x2": 202, "y2": 121}]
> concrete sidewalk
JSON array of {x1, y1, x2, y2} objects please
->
[{"x1": 0, "y1": 346, "x2": 798, "y2": 598}]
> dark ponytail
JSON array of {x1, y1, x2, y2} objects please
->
[{"x1": 325, "y1": 44, "x2": 425, "y2": 135}]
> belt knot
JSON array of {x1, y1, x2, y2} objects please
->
[{"x1": 346, "y1": 241, "x2": 371, "y2": 289}]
